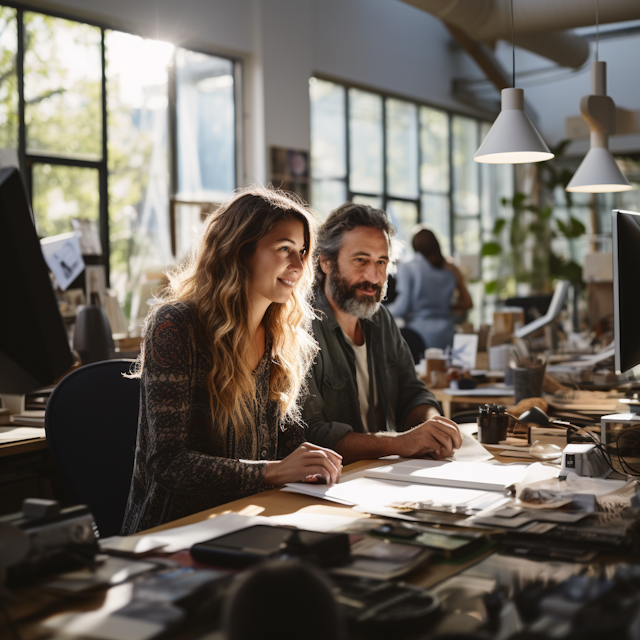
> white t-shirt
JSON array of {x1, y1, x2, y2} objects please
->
[{"x1": 344, "y1": 332, "x2": 377, "y2": 432}]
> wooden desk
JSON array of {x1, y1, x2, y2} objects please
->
[
  {"x1": 0, "y1": 436, "x2": 47, "y2": 458},
  {"x1": 12, "y1": 458, "x2": 501, "y2": 640},
  {"x1": 142, "y1": 458, "x2": 497, "y2": 591},
  {"x1": 430, "y1": 387, "x2": 515, "y2": 419}
]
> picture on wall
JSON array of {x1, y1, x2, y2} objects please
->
[{"x1": 270, "y1": 146, "x2": 310, "y2": 203}]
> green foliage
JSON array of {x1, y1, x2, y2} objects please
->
[
  {"x1": 556, "y1": 216, "x2": 586, "y2": 239},
  {"x1": 482, "y1": 141, "x2": 586, "y2": 296},
  {"x1": 484, "y1": 280, "x2": 498, "y2": 295},
  {"x1": 492, "y1": 218, "x2": 506, "y2": 235},
  {"x1": 481, "y1": 241, "x2": 502, "y2": 257}
]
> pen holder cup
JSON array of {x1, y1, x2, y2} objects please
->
[
  {"x1": 511, "y1": 362, "x2": 547, "y2": 404},
  {"x1": 477, "y1": 408, "x2": 509, "y2": 445}
]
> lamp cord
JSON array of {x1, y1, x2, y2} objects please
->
[
  {"x1": 510, "y1": 0, "x2": 515, "y2": 88},
  {"x1": 595, "y1": 0, "x2": 599, "y2": 62}
]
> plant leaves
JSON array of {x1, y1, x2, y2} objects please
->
[
  {"x1": 481, "y1": 241, "x2": 502, "y2": 256},
  {"x1": 485, "y1": 280, "x2": 498, "y2": 294},
  {"x1": 492, "y1": 218, "x2": 506, "y2": 235}
]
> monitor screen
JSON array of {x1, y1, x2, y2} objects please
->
[
  {"x1": 514, "y1": 280, "x2": 570, "y2": 339},
  {"x1": 612, "y1": 209, "x2": 640, "y2": 375},
  {"x1": 0, "y1": 167, "x2": 74, "y2": 394}
]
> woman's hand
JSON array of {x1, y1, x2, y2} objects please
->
[{"x1": 263, "y1": 442, "x2": 343, "y2": 486}]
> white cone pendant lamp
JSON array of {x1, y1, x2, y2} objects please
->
[
  {"x1": 566, "y1": 60, "x2": 632, "y2": 191},
  {"x1": 474, "y1": 88, "x2": 554, "y2": 164},
  {"x1": 473, "y1": 0, "x2": 553, "y2": 165}
]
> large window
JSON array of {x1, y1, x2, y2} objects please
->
[
  {"x1": 310, "y1": 77, "x2": 513, "y2": 258},
  {"x1": 1, "y1": 5, "x2": 239, "y2": 321},
  {"x1": 310, "y1": 77, "x2": 513, "y2": 324}
]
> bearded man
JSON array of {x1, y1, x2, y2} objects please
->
[{"x1": 303, "y1": 202, "x2": 462, "y2": 464}]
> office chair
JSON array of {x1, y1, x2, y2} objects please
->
[
  {"x1": 45, "y1": 359, "x2": 140, "y2": 538},
  {"x1": 400, "y1": 327, "x2": 426, "y2": 365}
]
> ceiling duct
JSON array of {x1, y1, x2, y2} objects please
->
[{"x1": 401, "y1": 0, "x2": 640, "y2": 68}]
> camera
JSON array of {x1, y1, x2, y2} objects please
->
[{"x1": 0, "y1": 499, "x2": 99, "y2": 586}]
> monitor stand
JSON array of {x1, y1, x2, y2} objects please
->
[{"x1": 600, "y1": 397, "x2": 640, "y2": 445}]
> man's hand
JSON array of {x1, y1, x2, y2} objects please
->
[{"x1": 394, "y1": 416, "x2": 462, "y2": 459}]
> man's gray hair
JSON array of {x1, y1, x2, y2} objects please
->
[{"x1": 314, "y1": 202, "x2": 398, "y2": 286}]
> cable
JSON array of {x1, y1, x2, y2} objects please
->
[
  {"x1": 510, "y1": 0, "x2": 515, "y2": 89},
  {"x1": 595, "y1": 0, "x2": 599, "y2": 63}
]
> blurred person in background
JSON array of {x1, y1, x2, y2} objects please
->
[{"x1": 387, "y1": 225, "x2": 473, "y2": 350}]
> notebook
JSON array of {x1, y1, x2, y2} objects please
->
[{"x1": 364, "y1": 459, "x2": 530, "y2": 492}]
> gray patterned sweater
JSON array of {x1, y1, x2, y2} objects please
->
[{"x1": 121, "y1": 302, "x2": 305, "y2": 534}]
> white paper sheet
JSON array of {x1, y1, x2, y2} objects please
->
[
  {"x1": 267, "y1": 512, "x2": 367, "y2": 532},
  {"x1": 0, "y1": 426, "x2": 45, "y2": 442},
  {"x1": 99, "y1": 513, "x2": 269, "y2": 554},
  {"x1": 364, "y1": 459, "x2": 530, "y2": 492},
  {"x1": 283, "y1": 474, "x2": 499, "y2": 512},
  {"x1": 40, "y1": 232, "x2": 85, "y2": 291},
  {"x1": 453, "y1": 431, "x2": 495, "y2": 462}
]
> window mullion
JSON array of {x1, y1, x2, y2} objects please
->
[
  {"x1": 345, "y1": 86, "x2": 351, "y2": 200},
  {"x1": 17, "y1": 7, "x2": 27, "y2": 193},
  {"x1": 100, "y1": 27, "x2": 110, "y2": 285}
]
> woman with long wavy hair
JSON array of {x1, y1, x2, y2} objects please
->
[{"x1": 121, "y1": 188, "x2": 342, "y2": 534}]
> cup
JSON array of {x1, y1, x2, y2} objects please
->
[
  {"x1": 489, "y1": 344, "x2": 512, "y2": 372},
  {"x1": 511, "y1": 362, "x2": 547, "y2": 404},
  {"x1": 426, "y1": 356, "x2": 446, "y2": 381},
  {"x1": 477, "y1": 405, "x2": 509, "y2": 444}
]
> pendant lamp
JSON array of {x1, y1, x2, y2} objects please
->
[
  {"x1": 566, "y1": 2, "x2": 632, "y2": 193},
  {"x1": 473, "y1": 0, "x2": 553, "y2": 165}
]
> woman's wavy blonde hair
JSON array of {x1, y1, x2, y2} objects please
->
[{"x1": 139, "y1": 187, "x2": 318, "y2": 437}]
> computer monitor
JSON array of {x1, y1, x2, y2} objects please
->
[
  {"x1": 0, "y1": 167, "x2": 74, "y2": 394},
  {"x1": 514, "y1": 280, "x2": 570, "y2": 339},
  {"x1": 612, "y1": 209, "x2": 640, "y2": 375}
]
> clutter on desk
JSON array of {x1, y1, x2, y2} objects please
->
[
  {"x1": 331, "y1": 574, "x2": 440, "y2": 639},
  {"x1": 191, "y1": 524, "x2": 351, "y2": 570},
  {"x1": 0, "y1": 499, "x2": 99, "y2": 587},
  {"x1": 42, "y1": 565, "x2": 230, "y2": 640}
]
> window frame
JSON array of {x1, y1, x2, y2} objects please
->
[
  {"x1": 311, "y1": 74, "x2": 510, "y2": 260},
  {"x1": 6, "y1": 2, "x2": 242, "y2": 286}
]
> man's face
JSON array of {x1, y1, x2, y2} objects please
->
[{"x1": 322, "y1": 226, "x2": 389, "y2": 320}]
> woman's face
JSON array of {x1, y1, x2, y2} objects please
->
[{"x1": 248, "y1": 218, "x2": 306, "y2": 309}]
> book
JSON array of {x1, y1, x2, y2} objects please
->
[
  {"x1": 10, "y1": 410, "x2": 45, "y2": 428},
  {"x1": 364, "y1": 459, "x2": 531, "y2": 492}
]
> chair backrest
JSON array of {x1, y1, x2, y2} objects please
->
[
  {"x1": 45, "y1": 359, "x2": 140, "y2": 538},
  {"x1": 400, "y1": 327, "x2": 426, "y2": 365}
]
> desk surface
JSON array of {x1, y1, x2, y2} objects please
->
[{"x1": 0, "y1": 436, "x2": 47, "y2": 458}]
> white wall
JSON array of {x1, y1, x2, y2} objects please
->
[{"x1": 311, "y1": 0, "x2": 482, "y2": 115}]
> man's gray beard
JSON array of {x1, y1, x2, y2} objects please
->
[{"x1": 327, "y1": 266, "x2": 387, "y2": 320}]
